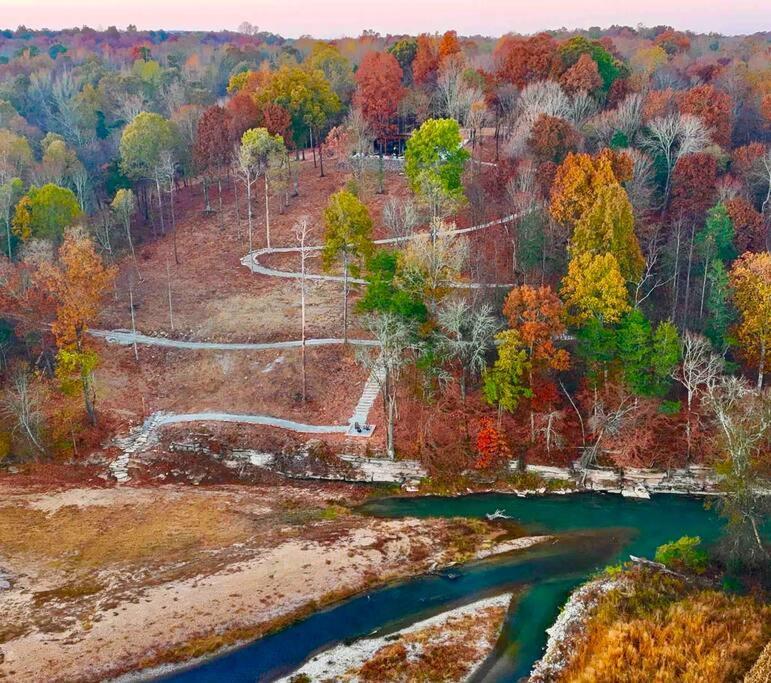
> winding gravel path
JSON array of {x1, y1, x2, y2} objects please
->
[
  {"x1": 91, "y1": 329, "x2": 378, "y2": 351},
  {"x1": 104, "y1": 211, "x2": 524, "y2": 473}
]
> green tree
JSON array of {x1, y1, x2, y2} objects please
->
[
  {"x1": 697, "y1": 203, "x2": 736, "y2": 320},
  {"x1": 705, "y1": 260, "x2": 735, "y2": 350},
  {"x1": 617, "y1": 308, "x2": 653, "y2": 395},
  {"x1": 482, "y1": 329, "x2": 533, "y2": 418},
  {"x1": 358, "y1": 249, "x2": 427, "y2": 322},
  {"x1": 12, "y1": 184, "x2": 80, "y2": 242},
  {"x1": 256, "y1": 64, "x2": 340, "y2": 176},
  {"x1": 558, "y1": 36, "x2": 628, "y2": 91},
  {"x1": 240, "y1": 128, "x2": 286, "y2": 249},
  {"x1": 322, "y1": 190, "x2": 374, "y2": 343},
  {"x1": 651, "y1": 320, "x2": 681, "y2": 395},
  {"x1": 308, "y1": 44, "x2": 354, "y2": 104},
  {"x1": 404, "y1": 118, "x2": 469, "y2": 223},
  {"x1": 577, "y1": 317, "x2": 618, "y2": 389},
  {"x1": 119, "y1": 112, "x2": 180, "y2": 235},
  {"x1": 0, "y1": 177, "x2": 23, "y2": 257}
]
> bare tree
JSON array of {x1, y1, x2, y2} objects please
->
[
  {"x1": 159, "y1": 150, "x2": 179, "y2": 264},
  {"x1": 382, "y1": 197, "x2": 420, "y2": 241},
  {"x1": 358, "y1": 313, "x2": 413, "y2": 459},
  {"x1": 436, "y1": 54, "x2": 482, "y2": 125},
  {"x1": 293, "y1": 216, "x2": 316, "y2": 402},
  {"x1": 703, "y1": 376, "x2": 771, "y2": 567},
  {"x1": 436, "y1": 299, "x2": 500, "y2": 401},
  {"x1": 1, "y1": 367, "x2": 46, "y2": 457},
  {"x1": 672, "y1": 331, "x2": 725, "y2": 459},
  {"x1": 642, "y1": 113, "x2": 708, "y2": 207}
]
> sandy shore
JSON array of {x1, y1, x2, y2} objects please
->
[{"x1": 0, "y1": 482, "x2": 516, "y2": 683}]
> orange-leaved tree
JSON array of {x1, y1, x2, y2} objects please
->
[
  {"x1": 729, "y1": 251, "x2": 771, "y2": 389},
  {"x1": 474, "y1": 417, "x2": 511, "y2": 470},
  {"x1": 39, "y1": 231, "x2": 116, "y2": 426}
]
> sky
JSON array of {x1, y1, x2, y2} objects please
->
[{"x1": 1, "y1": 0, "x2": 768, "y2": 37}]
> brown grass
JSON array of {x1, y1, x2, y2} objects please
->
[
  {"x1": 561, "y1": 570, "x2": 771, "y2": 683},
  {"x1": 357, "y1": 605, "x2": 508, "y2": 682},
  {"x1": 0, "y1": 496, "x2": 255, "y2": 570}
]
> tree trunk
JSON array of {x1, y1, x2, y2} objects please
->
[
  {"x1": 232, "y1": 173, "x2": 241, "y2": 239},
  {"x1": 318, "y1": 136, "x2": 325, "y2": 177},
  {"x1": 155, "y1": 175, "x2": 165, "y2": 235},
  {"x1": 342, "y1": 252, "x2": 349, "y2": 344},
  {"x1": 169, "y1": 182, "x2": 179, "y2": 265},
  {"x1": 166, "y1": 259, "x2": 175, "y2": 331},
  {"x1": 758, "y1": 339, "x2": 765, "y2": 391},
  {"x1": 246, "y1": 174, "x2": 253, "y2": 254},
  {"x1": 264, "y1": 173, "x2": 271, "y2": 249},
  {"x1": 682, "y1": 224, "x2": 696, "y2": 327}
]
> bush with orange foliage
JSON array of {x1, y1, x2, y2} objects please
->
[
  {"x1": 474, "y1": 417, "x2": 511, "y2": 470},
  {"x1": 678, "y1": 84, "x2": 733, "y2": 147}
]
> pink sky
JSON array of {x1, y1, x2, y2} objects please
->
[{"x1": 2, "y1": 0, "x2": 767, "y2": 36}]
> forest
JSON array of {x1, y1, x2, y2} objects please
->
[{"x1": 0, "y1": 21, "x2": 769, "y2": 598}]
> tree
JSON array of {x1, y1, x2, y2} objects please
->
[
  {"x1": 358, "y1": 312, "x2": 413, "y2": 459},
  {"x1": 309, "y1": 43, "x2": 355, "y2": 104},
  {"x1": 705, "y1": 260, "x2": 734, "y2": 350},
  {"x1": 670, "y1": 153, "x2": 718, "y2": 225},
  {"x1": 255, "y1": 64, "x2": 340, "y2": 176},
  {"x1": 673, "y1": 331, "x2": 725, "y2": 458},
  {"x1": 558, "y1": 36, "x2": 627, "y2": 92},
  {"x1": 527, "y1": 114, "x2": 580, "y2": 164},
  {"x1": 119, "y1": 112, "x2": 180, "y2": 234},
  {"x1": 561, "y1": 252, "x2": 630, "y2": 325},
  {"x1": 494, "y1": 33, "x2": 559, "y2": 89},
  {"x1": 39, "y1": 231, "x2": 116, "y2": 426},
  {"x1": 0, "y1": 129, "x2": 32, "y2": 186},
  {"x1": 194, "y1": 105, "x2": 233, "y2": 212},
  {"x1": 725, "y1": 197, "x2": 765, "y2": 254},
  {"x1": 703, "y1": 376, "x2": 770, "y2": 570},
  {"x1": 413, "y1": 34, "x2": 439, "y2": 86},
  {"x1": 436, "y1": 299, "x2": 500, "y2": 401},
  {"x1": 642, "y1": 114, "x2": 709, "y2": 207},
  {"x1": 293, "y1": 216, "x2": 314, "y2": 402},
  {"x1": 0, "y1": 177, "x2": 23, "y2": 257},
  {"x1": 678, "y1": 84, "x2": 733, "y2": 147},
  {"x1": 353, "y1": 51, "x2": 404, "y2": 183},
  {"x1": 359, "y1": 249, "x2": 427, "y2": 322},
  {"x1": 560, "y1": 53, "x2": 602, "y2": 94},
  {"x1": 12, "y1": 184, "x2": 80, "y2": 242},
  {"x1": 388, "y1": 38, "x2": 418, "y2": 83},
  {"x1": 482, "y1": 329, "x2": 532, "y2": 419},
  {"x1": 404, "y1": 118, "x2": 469, "y2": 223},
  {"x1": 570, "y1": 183, "x2": 644, "y2": 282},
  {"x1": 0, "y1": 366, "x2": 46, "y2": 457},
  {"x1": 730, "y1": 252, "x2": 771, "y2": 389},
  {"x1": 111, "y1": 188, "x2": 139, "y2": 279},
  {"x1": 549, "y1": 151, "x2": 622, "y2": 229},
  {"x1": 240, "y1": 128, "x2": 286, "y2": 249},
  {"x1": 322, "y1": 190, "x2": 374, "y2": 343}
]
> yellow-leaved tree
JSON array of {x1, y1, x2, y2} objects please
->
[
  {"x1": 729, "y1": 251, "x2": 771, "y2": 389},
  {"x1": 561, "y1": 252, "x2": 630, "y2": 324},
  {"x1": 570, "y1": 183, "x2": 644, "y2": 282},
  {"x1": 39, "y1": 230, "x2": 116, "y2": 425}
]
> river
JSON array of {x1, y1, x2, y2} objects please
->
[{"x1": 159, "y1": 492, "x2": 730, "y2": 682}]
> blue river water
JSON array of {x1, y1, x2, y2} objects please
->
[{"x1": 160, "y1": 492, "x2": 729, "y2": 682}]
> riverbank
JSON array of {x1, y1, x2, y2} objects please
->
[
  {"x1": 0, "y1": 480, "x2": 533, "y2": 683},
  {"x1": 530, "y1": 564, "x2": 771, "y2": 682},
  {"x1": 277, "y1": 593, "x2": 513, "y2": 682}
]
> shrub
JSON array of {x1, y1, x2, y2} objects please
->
[{"x1": 654, "y1": 536, "x2": 708, "y2": 574}]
